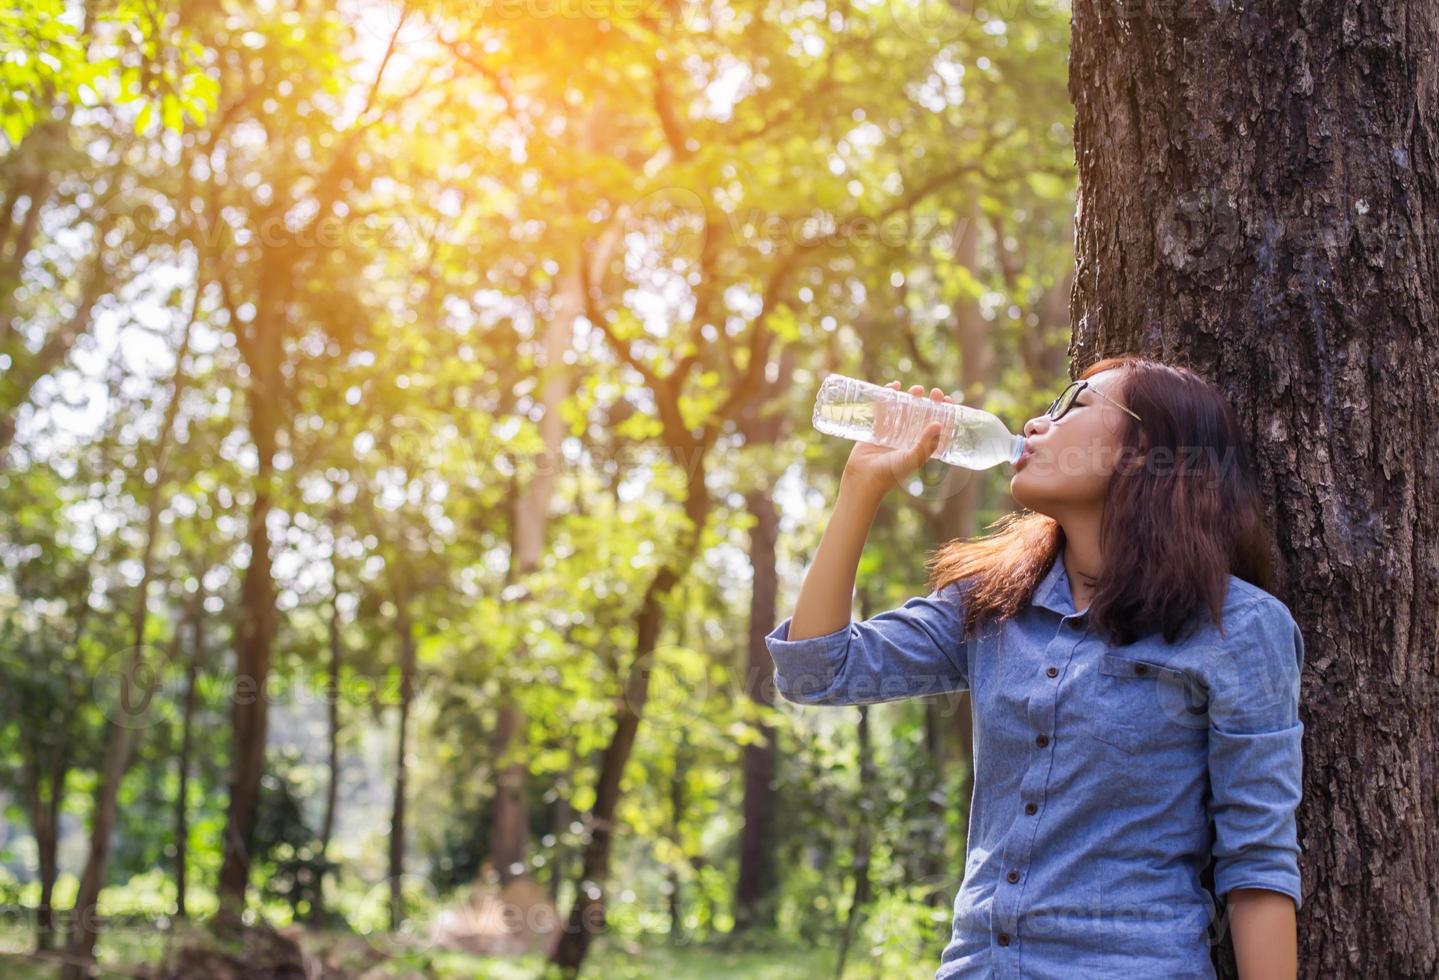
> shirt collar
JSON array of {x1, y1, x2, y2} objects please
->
[{"x1": 1033, "y1": 553, "x2": 1085, "y2": 619}]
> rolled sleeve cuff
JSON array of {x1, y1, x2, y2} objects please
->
[
  {"x1": 765, "y1": 616, "x2": 850, "y2": 704},
  {"x1": 1214, "y1": 872, "x2": 1303, "y2": 912}
]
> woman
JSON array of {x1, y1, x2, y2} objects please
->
[{"x1": 765, "y1": 355, "x2": 1304, "y2": 979}]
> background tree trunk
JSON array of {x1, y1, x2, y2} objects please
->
[
  {"x1": 216, "y1": 286, "x2": 283, "y2": 923},
  {"x1": 549, "y1": 496, "x2": 709, "y2": 973},
  {"x1": 312, "y1": 571, "x2": 343, "y2": 924},
  {"x1": 175, "y1": 588, "x2": 205, "y2": 920},
  {"x1": 1069, "y1": 2, "x2": 1439, "y2": 975},
  {"x1": 833, "y1": 703, "x2": 874, "y2": 980},
  {"x1": 389, "y1": 599, "x2": 417, "y2": 931},
  {"x1": 25, "y1": 752, "x2": 68, "y2": 953},
  {"x1": 734, "y1": 486, "x2": 781, "y2": 932},
  {"x1": 732, "y1": 347, "x2": 795, "y2": 932},
  {"x1": 490, "y1": 244, "x2": 582, "y2": 885}
]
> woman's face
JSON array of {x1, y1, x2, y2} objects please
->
[{"x1": 1010, "y1": 368, "x2": 1136, "y2": 515}]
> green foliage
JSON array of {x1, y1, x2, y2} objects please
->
[
  {"x1": 0, "y1": 0, "x2": 215, "y2": 145},
  {"x1": 252, "y1": 749, "x2": 337, "y2": 923}
]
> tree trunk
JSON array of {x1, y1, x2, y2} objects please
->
[
  {"x1": 734, "y1": 487, "x2": 781, "y2": 933},
  {"x1": 667, "y1": 726, "x2": 690, "y2": 942},
  {"x1": 210, "y1": 7, "x2": 407, "y2": 925},
  {"x1": 731, "y1": 342, "x2": 795, "y2": 934},
  {"x1": 834, "y1": 698, "x2": 876, "y2": 980},
  {"x1": 27, "y1": 754, "x2": 68, "y2": 953},
  {"x1": 216, "y1": 287, "x2": 283, "y2": 925},
  {"x1": 547, "y1": 791, "x2": 573, "y2": 904},
  {"x1": 175, "y1": 590, "x2": 205, "y2": 920},
  {"x1": 549, "y1": 473, "x2": 711, "y2": 973},
  {"x1": 312, "y1": 575, "x2": 343, "y2": 924},
  {"x1": 31, "y1": 576, "x2": 91, "y2": 952},
  {"x1": 1069, "y1": 3, "x2": 1439, "y2": 976},
  {"x1": 389, "y1": 600, "x2": 417, "y2": 931}
]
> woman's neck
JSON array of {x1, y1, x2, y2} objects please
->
[{"x1": 1060, "y1": 519, "x2": 1104, "y2": 614}]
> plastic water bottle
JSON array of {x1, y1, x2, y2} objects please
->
[{"x1": 812, "y1": 373, "x2": 1025, "y2": 470}]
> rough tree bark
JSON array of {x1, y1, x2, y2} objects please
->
[{"x1": 1069, "y1": 2, "x2": 1439, "y2": 975}]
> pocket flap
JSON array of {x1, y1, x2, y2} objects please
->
[{"x1": 1099, "y1": 652, "x2": 1186, "y2": 684}]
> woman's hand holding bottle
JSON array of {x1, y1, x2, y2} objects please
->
[{"x1": 840, "y1": 381, "x2": 954, "y2": 502}]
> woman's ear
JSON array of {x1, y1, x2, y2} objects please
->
[{"x1": 1115, "y1": 437, "x2": 1148, "y2": 476}]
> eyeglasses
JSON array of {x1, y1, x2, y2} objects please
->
[{"x1": 1046, "y1": 380, "x2": 1142, "y2": 423}]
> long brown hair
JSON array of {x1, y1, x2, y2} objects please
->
[{"x1": 925, "y1": 355, "x2": 1274, "y2": 647}]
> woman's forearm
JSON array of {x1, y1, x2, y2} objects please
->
[
  {"x1": 1229, "y1": 888, "x2": 1297, "y2": 979},
  {"x1": 787, "y1": 478, "x2": 884, "y2": 641}
]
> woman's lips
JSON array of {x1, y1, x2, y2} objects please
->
[{"x1": 1014, "y1": 444, "x2": 1035, "y2": 470}]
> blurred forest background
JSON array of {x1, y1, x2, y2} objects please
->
[{"x1": 0, "y1": 0, "x2": 1078, "y2": 976}]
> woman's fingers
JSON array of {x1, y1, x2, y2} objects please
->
[
  {"x1": 888, "y1": 380, "x2": 951, "y2": 400},
  {"x1": 914, "y1": 421, "x2": 941, "y2": 461}
]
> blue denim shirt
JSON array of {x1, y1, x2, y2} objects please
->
[{"x1": 765, "y1": 555, "x2": 1304, "y2": 979}]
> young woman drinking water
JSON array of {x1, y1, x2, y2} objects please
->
[{"x1": 766, "y1": 355, "x2": 1303, "y2": 979}]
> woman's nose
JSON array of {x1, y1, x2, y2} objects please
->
[{"x1": 1023, "y1": 415, "x2": 1050, "y2": 439}]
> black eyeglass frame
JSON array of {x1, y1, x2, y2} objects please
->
[{"x1": 1046, "y1": 380, "x2": 1143, "y2": 423}]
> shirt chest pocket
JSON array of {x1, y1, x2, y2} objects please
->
[{"x1": 1089, "y1": 651, "x2": 1207, "y2": 754}]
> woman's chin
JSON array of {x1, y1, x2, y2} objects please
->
[{"x1": 1008, "y1": 474, "x2": 1052, "y2": 512}]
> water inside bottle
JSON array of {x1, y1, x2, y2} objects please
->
[{"x1": 813, "y1": 374, "x2": 1024, "y2": 470}]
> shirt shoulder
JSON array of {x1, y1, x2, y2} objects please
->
[
  {"x1": 1214, "y1": 575, "x2": 1297, "y2": 628},
  {"x1": 1168, "y1": 572, "x2": 1306, "y2": 673}
]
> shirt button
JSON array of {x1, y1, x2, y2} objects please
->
[
  {"x1": 1045, "y1": 666, "x2": 1058, "y2": 677},
  {"x1": 998, "y1": 932, "x2": 1011, "y2": 946},
  {"x1": 1024, "y1": 802, "x2": 1037, "y2": 815},
  {"x1": 1007, "y1": 870, "x2": 1020, "y2": 883},
  {"x1": 1035, "y1": 734, "x2": 1049, "y2": 747},
  {"x1": 1134, "y1": 664, "x2": 1149, "y2": 675}
]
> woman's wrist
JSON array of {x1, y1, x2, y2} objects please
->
[{"x1": 838, "y1": 470, "x2": 891, "y2": 511}]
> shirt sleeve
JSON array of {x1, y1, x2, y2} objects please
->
[
  {"x1": 764, "y1": 579, "x2": 971, "y2": 706},
  {"x1": 1206, "y1": 597, "x2": 1306, "y2": 911}
]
